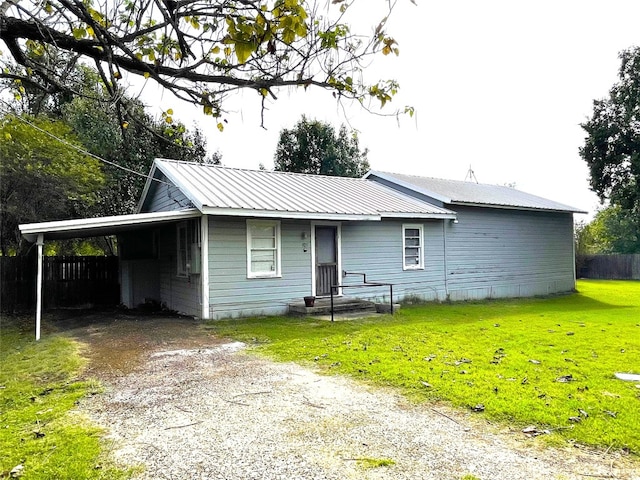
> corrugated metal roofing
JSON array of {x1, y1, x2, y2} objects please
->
[
  {"x1": 366, "y1": 171, "x2": 586, "y2": 213},
  {"x1": 150, "y1": 159, "x2": 456, "y2": 219},
  {"x1": 19, "y1": 209, "x2": 201, "y2": 242}
]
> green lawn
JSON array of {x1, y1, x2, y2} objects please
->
[
  {"x1": 208, "y1": 280, "x2": 640, "y2": 454},
  {"x1": 0, "y1": 320, "x2": 130, "y2": 480}
]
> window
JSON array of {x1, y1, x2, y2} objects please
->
[
  {"x1": 176, "y1": 220, "x2": 200, "y2": 277},
  {"x1": 247, "y1": 220, "x2": 281, "y2": 278},
  {"x1": 177, "y1": 223, "x2": 188, "y2": 277},
  {"x1": 403, "y1": 224, "x2": 424, "y2": 270}
]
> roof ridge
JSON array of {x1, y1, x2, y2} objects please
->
[
  {"x1": 155, "y1": 158, "x2": 369, "y2": 182},
  {"x1": 371, "y1": 169, "x2": 510, "y2": 189}
]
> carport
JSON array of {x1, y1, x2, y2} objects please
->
[{"x1": 19, "y1": 208, "x2": 201, "y2": 340}]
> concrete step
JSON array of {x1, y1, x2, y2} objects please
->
[{"x1": 288, "y1": 298, "x2": 377, "y2": 315}]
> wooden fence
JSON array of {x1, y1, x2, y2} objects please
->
[
  {"x1": 1, "y1": 256, "x2": 119, "y2": 312},
  {"x1": 577, "y1": 254, "x2": 640, "y2": 280}
]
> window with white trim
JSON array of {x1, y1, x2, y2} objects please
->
[
  {"x1": 247, "y1": 220, "x2": 281, "y2": 278},
  {"x1": 403, "y1": 224, "x2": 424, "y2": 270}
]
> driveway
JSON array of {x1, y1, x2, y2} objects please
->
[{"x1": 59, "y1": 313, "x2": 637, "y2": 480}]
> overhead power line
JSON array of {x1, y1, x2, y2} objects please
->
[{"x1": 0, "y1": 102, "x2": 170, "y2": 186}]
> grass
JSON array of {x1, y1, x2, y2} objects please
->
[
  {"x1": 0, "y1": 319, "x2": 130, "y2": 479},
  {"x1": 353, "y1": 457, "x2": 396, "y2": 469},
  {"x1": 208, "y1": 280, "x2": 640, "y2": 454}
]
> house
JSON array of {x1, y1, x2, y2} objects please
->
[{"x1": 20, "y1": 159, "x2": 585, "y2": 332}]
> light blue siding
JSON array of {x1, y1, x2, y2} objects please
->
[
  {"x1": 142, "y1": 173, "x2": 193, "y2": 212},
  {"x1": 156, "y1": 224, "x2": 202, "y2": 316},
  {"x1": 341, "y1": 220, "x2": 447, "y2": 302},
  {"x1": 445, "y1": 206, "x2": 575, "y2": 300},
  {"x1": 207, "y1": 217, "x2": 312, "y2": 319},
  {"x1": 330, "y1": 210, "x2": 575, "y2": 305},
  {"x1": 201, "y1": 208, "x2": 575, "y2": 318}
]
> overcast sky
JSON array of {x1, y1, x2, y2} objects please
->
[{"x1": 145, "y1": 1, "x2": 640, "y2": 220}]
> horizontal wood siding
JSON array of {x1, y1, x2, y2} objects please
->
[
  {"x1": 199, "y1": 208, "x2": 574, "y2": 318},
  {"x1": 207, "y1": 217, "x2": 312, "y2": 319},
  {"x1": 445, "y1": 207, "x2": 575, "y2": 300},
  {"x1": 341, "y1": 220, "x2": 447, "y2": 302},
  {"x1": 144, "y1": 173, "x2": 193, "y2": 212},
  {"x1": 157, "y1": 224, "x2": 201, "y2": 316}
]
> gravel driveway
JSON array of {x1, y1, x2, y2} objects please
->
[{"x1": 70, "y1": 315, "x2": 637, "y2": 480}]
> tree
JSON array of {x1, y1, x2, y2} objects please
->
[
  {"x1": 274, "y1": 115, "x2": 369, "y2": 177},
  {"x1": 0, "y1": 114, "x2": 105, "y2": 255},
  {"x1": 10, "y1": 63, "x2": 221, "y2": 216},
  {"x1": 0, "y1": 0, "x2": 411, "y2": 130},
  {"x1": 60, "y1": 86, "x2": 220, "y2": 216},
  {"x1": 577, "y1": 205, "x2": 640, "y2": 254},
  {"x1": 580, "y1": 47, "x2": 640, "y2": 218}
]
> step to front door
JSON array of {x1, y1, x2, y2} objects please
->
[{"x1": 288, "y1": 297, "x2": 376, "y2": 315}]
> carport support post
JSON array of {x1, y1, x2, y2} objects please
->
[
  {"x1": 201, "y1": 214, "x2": 210, "y2": 320},
  {"x1": 35, "y1": 233, "x2": 44, "y2": 341}
]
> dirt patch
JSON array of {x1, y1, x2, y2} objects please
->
[{"x1": 44, "y1": 310, "x2": 223, "y2": 378}]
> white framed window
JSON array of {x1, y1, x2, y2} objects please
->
[
  {"x1": 176, "y1": 220, "x2": 200, "y2": 277},
  {"x1": 403, "y1": 224, "x2": 424, "y2": 270},
  {"x1": 247, "y1": 220, "x2": 281, "y2": 278}
]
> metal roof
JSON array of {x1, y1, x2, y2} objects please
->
[
  {"x1": 365, "y1": 171, "x2": 587, "y2": 214},
  {"x1": 19, "y1": 209, "x2": 201, "y2": 242},
  {"x1": 143, "y1": 159, "x2": 457, "y2": 220}
]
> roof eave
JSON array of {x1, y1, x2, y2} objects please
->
[
  {"x1": 153, "y1": 159, "x2": 206, "y2": 211},
  {"x1": 380, "y1": 212, "x2": 458, "y2": 220},
  {"x1": 201, "y1": 206, "x2": 381, "y2": 221},
  {"x1": 135, "y1": 163, "x2": 159, "y2": 213},
  {"x1": 450, "y1": 201, "x2": 587, "y2": 214},
  {"x1": 19, "y1": 209, "x2": 201, "y2": 242}
]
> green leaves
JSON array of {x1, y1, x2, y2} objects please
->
[
  {"x1": 1, "y1": 0, "x2": 413, "y2": 127},
  {"x1": 0, "y1": 114, "x2": 106, "y2": 253},
  {"x1": 580, "y1": 46, "x2": 640, "y2": 221},
  {"x1": 369, "y1": 80, "x2": 399, "y2": 108},
  {"x1": 274, "y1": 115, "x2": 370, "y2": 177}
]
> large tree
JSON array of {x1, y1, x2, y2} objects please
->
[
  {"x1": 0, "y1": 114, "x2": 105, "y2": 255},
  {"x1": 0, "y1": 0, "x2": 410, "y2": 130},
  {"x1": 580, "y1": 47, "x2": 640, "y2": 218},
  {"x1": 9, "y1": 63, "x2": 220, "y2": 216},
  {"x1": 576, "y1": 205, "x2": 640, "y2": 254},
  {"x1": 274, "y1": 115, "x2": 369, "y2": 177},
  {"x1": 58, "y1": 75, "x2": 220, "y2": 215}
]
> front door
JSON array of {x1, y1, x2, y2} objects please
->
[{"x1": 315, "y1": 226, "x2": 338, "y2": 296}]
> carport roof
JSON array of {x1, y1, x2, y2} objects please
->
[{"x1": 19, "y1": 208, "x2": 200, "y2": 242}]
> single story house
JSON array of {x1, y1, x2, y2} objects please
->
[{"x1": 20, "y1": 159, "x2": 585, "y2": 333}]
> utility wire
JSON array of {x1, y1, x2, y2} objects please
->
[{"x1": 1, "y1": 102, "x2": 171, "y2": 186}]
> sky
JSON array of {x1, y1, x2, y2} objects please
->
[{"x1": 140, "y1": 1, "x2": 640, "y2": 220}]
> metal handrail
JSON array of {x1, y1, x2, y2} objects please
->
[{"x1": 329, "y1": 271, "x2": 394, "y2": 322}]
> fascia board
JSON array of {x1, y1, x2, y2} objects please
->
[
  {"x1": 20, "y1": 209, "x2": 201, "y2": 242},
  {"x1": 201, "y1": 206, "x2": 380, "y2": 221},
  {"x1": 135, "y1": 162, "x2": 160, "y2": 213},
  {"x1": 451, "y1": 201, "x2": 588, "y2": 214},
  {"x1": 379, "y1": 212, "x2": 458, "y2": 220},
  {"x1": 153, "y1": 158, "x2": 205, "y2": 211}
]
